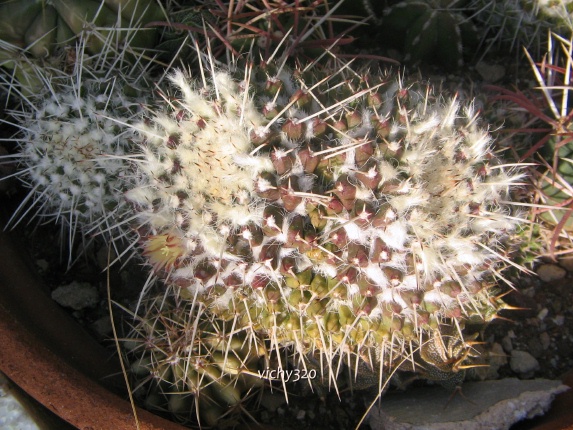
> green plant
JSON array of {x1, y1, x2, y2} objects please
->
[
  {"x1": 0, "y1": 0, "x2": 164, "y2": 59},
  {"x1": 123, "y1": 50, "x2": 525, "y2": 401},
  {"x1": 121, "y1": 285, "x2": 266, "y2": 427},
  {"x1": 0, "y1": 0, "x2": 167, "y2": 100},
  {"x1": 366, "y1": 0, "x2": 479, "y2": 70},
  {"x1": 469, "y1": 0, "x2": 573, "y2": 58}
]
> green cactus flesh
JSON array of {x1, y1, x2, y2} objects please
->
[
  {"x1": 469, "y1": 0, "x2": 573, "y2": 56},
  {"x1": 539, "y1": 136, "x2": 573, "y2": 230},
  {"x1": 0, "y1": 0, "x2": 164, "y2": 59},
  {"x1": 374, "y1": 0, "x2": 478, "y2": 69},
  {"x1": 123, "y1": 286, "x2": 266, "y2": 427}
]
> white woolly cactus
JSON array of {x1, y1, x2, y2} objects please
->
[
  {"x1": 126, "y1": 57, "x2": 525, "y2": 392},
  {"x1": 4, "y1": 66, "x2": 145, "y2": 256},
  {"x1": 127, "y1": 69, "x2": 273, "y2": 261}
]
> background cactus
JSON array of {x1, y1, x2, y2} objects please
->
[
  {"x1": 1, "y1": 54, "x2": 149, "y2": 263},
  {"x1": 363, "y1": 0, "x2": 479, "y2": 70},
  {"x1": 0, "y1": 0, "x2": 164, "y2": 59},
  {"x1": 123, "y1": 51, "x2": 525, "y2": 397},
  {"x1": 469, "y1": 0, "x2": 573, "y2": 58},
  {"x1": 154, "y1": 0, "x2": 363, "y2": 67},
  {"x1": 0, "y1": 0, "x2": 166, "y2": 99},
  {"x1": 122, "y1": 285, "x2": 266, "y2": 427},
  {"x1": 487, "y1": 32, "x2": 573, "y2": 257}
]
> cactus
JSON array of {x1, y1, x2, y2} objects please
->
[
  {"x1": 487, "y1": 32, "x2": 573, "y2": 256},
  {"x1": 531, "y1": 33, "x2": 573, "y2": 234},
  {"x1": 0, "y1": 0, "x2": 164, "y2": 59},
  {"x1": 0, "y1": 0, "x2": 166, "y2": 100},
  {"x1": 367, "y1": 0, "x2": 479, "y2": 70},
  {"x1": 1, "y1": 52, "x2": 149, "y2": 262},
  {"x1": 154, "y1": 0, "x2": 361, "y2": 65},
  {"x1": 123, "y1": 52, "x2": 525, "y2": 396},
  {"x1": 0, "y1": 40, "x2": 48, "y2": 97},
  {"x1": 122, "y1": 285, "x2": 266, "y2": 427},
  {"x1": 469, "y1": 0, "x2": 573, "y2": 58}
]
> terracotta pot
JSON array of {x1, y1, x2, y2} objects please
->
[{"x1": 0, "y1": 222, "x2": 189, "y2": 430}]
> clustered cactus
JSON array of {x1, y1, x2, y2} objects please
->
[
  {"x1": 123, "y1": 55, "x2": 523, "y2": 399},
  {"x1": 0, "y1": 2, "x2": 536, "y2": 427}
]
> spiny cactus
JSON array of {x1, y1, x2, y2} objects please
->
[
  {"x1": 487, "y1": 32, "x2": 573, "y2": 258},
  {"x1": 0, "y1": 0, "x2": 166, "y2": 100},
  {"x1": 0, "y1": 39, "x2": 48, "y2": 98},
  {"x1": 124, "y1": 54, "x2": 524, "y2": 395},
  {"x1": 469, "y1": 0, "x2": 573, "y2": 58},
  {"x1": 122, "y1": 285, "x2": 266, "y2": 427},
  {"x1": 1, "y1": 55, "x2": 149, "y2": 262},
  {"x1": 155, "y1": 0, "x2": 362, "y2": 66}
]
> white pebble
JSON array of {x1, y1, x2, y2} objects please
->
[{"x1": 510, "y1": 350, "x2": 539, "y2": 376}]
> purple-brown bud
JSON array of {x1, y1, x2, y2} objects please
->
[
  {"x1": 271, "y1": 148, "x2": 295, "y2": 175},
  {"x1": 279, "y1": 177, "x2": 303, "y2": 211},
  {"x1": 298, "y1": 146, "x2": 320, "y2": 173}
]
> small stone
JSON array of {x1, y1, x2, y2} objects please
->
[
  {"x1": 90, "y1": 316, "x2": 113, "y2": 340},
  {"x1": 35, "y1": 259, "x2": 49, "y2": 272},
  {"x1": 537, "y1": 308, "x2": 549, "y2": 321},
  {"x1": 537, "y1": 264, "x2": 566, "y2": 282},
  {"x1": 51, "y1": 281, "x2": 99, "y2": 310},
  {"x1": 482, "y1": 343, "x2": 508, "y2": 380},
  {"x1": 501, "y1": 335, "x2": 513, "y2": 353},
  {"x1": 539, "y1": 332, "x2": 551, "y2": 350},
  {"x1": 260, "y1": 392, "x2": 287, "y2": 413},
  {"x1": 558, "y1": 256, "x2": 573, "y2": 271},
  {"x1": 510, "y1": 350, "x2": 540, "y2": 377},
  {"x1": 476, "y1": 62, "x2": 506, "y2": 83},
  {"x1": 96, "y1": 245, "x2": 119, "y2": 270},
  {"x1": 296, "y1": 410, "x2": 306, "y2": 420},
  {"x1": 260, "y1": 411, "x2": 270, "y2": 422},
  {"x1": 527, "y1": 338, "x2": 544, "y2": 359},
  {"x1": 554, "y1": 315, "x2": 565, "y2": 326}
]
